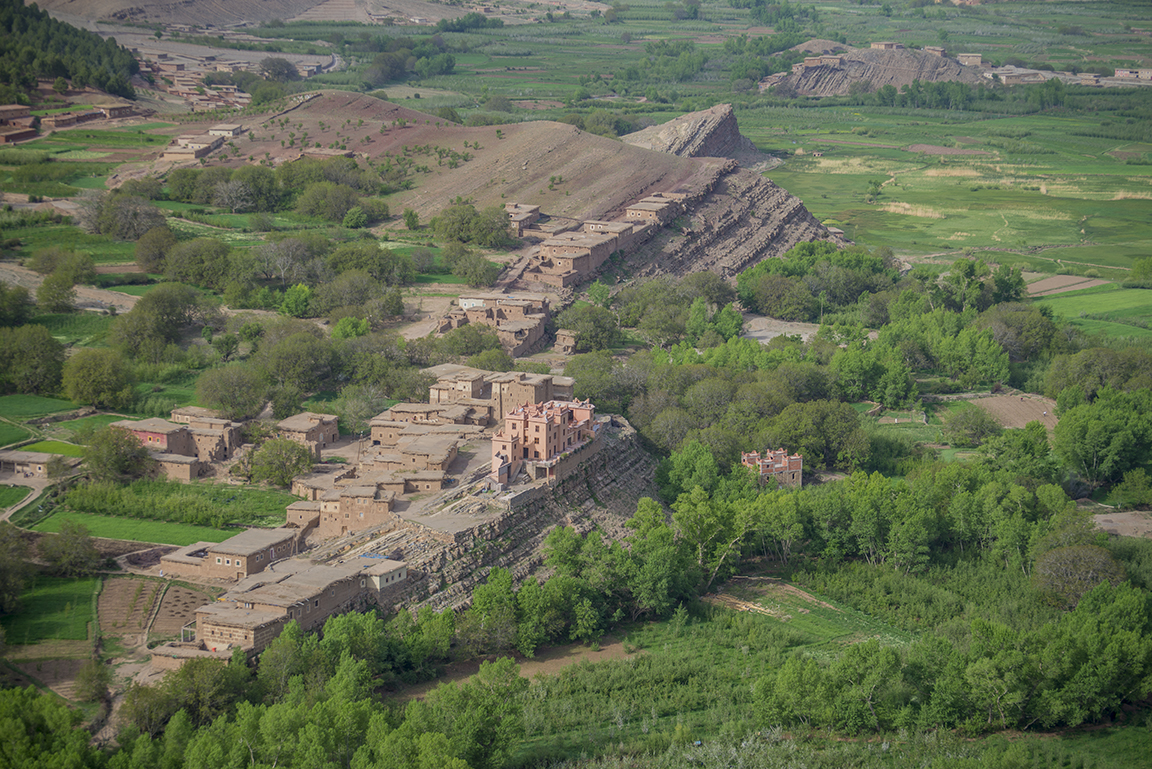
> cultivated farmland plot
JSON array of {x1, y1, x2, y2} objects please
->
[
  {"x1": 706, "y1": 575, "x2": 914, "y2": 651},
  {"x1": 971, "y1": 394, "x2": 1058, "y2": 431}
]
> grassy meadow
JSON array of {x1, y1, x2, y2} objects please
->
[
  {"x1": 32, "y1": 510, "x2": 235, "y2": 546},
  {"x1": 20, "y1": 441, "x2": 85, "y2": 457},
  {"x1": 0, "y1": 485, "x2": 30, "y2": 508},
  {"x1": 0, "y1": 576, "x2": 98, "y2": 646}
]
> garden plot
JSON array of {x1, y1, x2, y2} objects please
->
[
  {"x1": 13, "y1": 658, "x2": 86, "y2": 700},
  {"x1": 971, "y1": 395, "x2": 1058, "y2": 430},
  {"x1": 706, "y1": 575, "x2": 913, "y2": 650},
  {"x1": 148, "y1": 584, "x2": 214, "y2": 642},
  {"x1": 1027, "y1": 275, "x2": 1110, "y2": 296},
  {"x1": 99, "y1": 577, "x2": 163, "y2": 643}
]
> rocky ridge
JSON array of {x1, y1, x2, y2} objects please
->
[
  {"x1": 622, "y1": 104, "x2": 757, "y2": 159},
  {"x1": 783, "y1": 48, "x2": 986, "y2": 97},
  {"x1": 620, "y1": 103, "x2": 843, "y2": 280}
]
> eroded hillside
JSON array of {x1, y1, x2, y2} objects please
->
[
  {"x1": 780, "y1": 46, "x2": 985, "y2": 97},
  {"x1": 128, "y1": 92, "x2": 836, "y2": 283}
]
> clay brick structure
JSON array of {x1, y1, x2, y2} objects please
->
[
  {"x1": 0, "y1": 450, "x2": 56, "y2": 477},
  {"x1": 741, "y1": 449, "x2": 803, "y2": 488},
  {"x1": 0, "y1": 127, "x2": 37, "y2": 144},
  {"x1": 957, "y1": 53, "x2": 983, "y2": 67},
  {"x1": 153, "y1": 558, "x2": 408, "y2": 666},
  {"x1": 208, "y1": 123, "x2": 243, "y2": 137},
  {"x1": 161, "y1": 527, "x2": 304, "y2": 581},
  {"x1": 110, "y1": 416, "x2": 242, "y2": 480},
  {"x1": 871, "y1": 41, "x2": 904, "y2": 50},
  {"x1": 317, "y1": 486, "x2": 398, "y2": 538},
  {"x1": 0, "y1": 104, "x2": 31, "y2": 122},
  {"x1": 505, "y1": 202, "x2": 541, "y2": 237},
  {"x1": 111, "y1": 418, "x2": 197, "y2": 457},
  {"x1": 277, "y1": 412, "x2": 339, "y2": 459},
  {"x1": 437, "y1": 292, "x2": 550, "y2": 357},
  {"x1": 424, "y1": 363, "x2": 574, "y2": 418},
  {"x1": 490, "y1": 399, "x2": 600, "y2": 486}
]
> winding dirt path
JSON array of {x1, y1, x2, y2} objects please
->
[{"x1": 0, "y1": 262, "x2": 139, "y2": 313}]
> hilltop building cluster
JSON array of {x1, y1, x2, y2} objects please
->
[{"x1": 133, "y1": 44, "x2": 331, "y2": 110}]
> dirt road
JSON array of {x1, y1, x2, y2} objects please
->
[{"x1": 0, "y1": 262, "x2": 139, "y2": 313}]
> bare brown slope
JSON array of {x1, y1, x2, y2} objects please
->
[
  {"x1": 34, "y1": 0, "x2": 460, "y2": 25},
  {"x1": 241, "y1": 93, "x2": 727, "y2": 222},
  {"x1": 783, "y1": 48, "x2": 985, "y2": 97},
  {"x1": 138, "y1": 93, "x2": 835, "y2": 282}
]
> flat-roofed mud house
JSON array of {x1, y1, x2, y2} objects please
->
[
  {"x1": 490, "y1": 399, "x2": 601, "y2": 486},
  {"x1": 505, "y1": 202, "x2": 541, "y2": 237},
  {"x1": 277, "y1": 412, "x2": 339, "y2": 459},
  {"x1": 153, "y1": 558, "x2": 408, "y2": 667},
  {"x1": 110, "y1": 416, "x2": 242, "y2": 480},
  {"x1": 437, "y1": 292, "x2": 551, "y2": 357},
  {"x1": 160, "y1": 527, "x2": 304, "y2": 581},
  {"x1": 317, "y1": 485, "x2": 397, "y2": 539},
  {"x1": 0, "y1": 450, "x2": 59, "y2": 478}
]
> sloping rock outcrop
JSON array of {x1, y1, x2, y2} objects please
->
[
  {"x1": 782, "y1": 48, "x2": 985, "y2": 97},
  {"x1": 622, "y1": 104, "x2": 758, "y2": 159},
  {"x1": 633, "y1": 167, "x2": 842, "y2": 280}
]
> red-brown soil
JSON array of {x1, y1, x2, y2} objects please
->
[
  {"x1": 1027, "y1": 275, "x2": 1110, "y2": 296},
  {"x1": 971, "y1": 394, "x2": 1058, "y2": 430}
]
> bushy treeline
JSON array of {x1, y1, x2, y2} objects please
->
[{"x1": 0, "y1": 0, "x2": 137, "y2": 102}]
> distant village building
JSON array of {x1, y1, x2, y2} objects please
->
[
  {"x1": 490, "y1": 399, "x2": 601, "y2": 486},
  {"x1": 161, "y1": 528, "x2": 304, "y2": 581},
  {"x1": 555, "y1": 329, "x2": 578, "y2": 355},
  {"x1": 1115, "y1": 68, "x2": 1138, "y2": 78},
  {"x1": 437, "y1": 292, "x2": 550, "y2": 357},
  {"x1": 741, "y1": 449, "x2": 803, "y2": 488},
  {"x1": 0, "y1": 450, "x2": 59, "y2": 478},
  {"x1": 208, "y1": 123, "x2": 243, "y2": 137},
  {"x1": 0, "y1": 104, "x2": 31, "y2": 122},
  {"x1": 276, "y1": 412, "x2": 339, "y2": 459},
  {"x1": 0, "y1": 127, "x2": 37, "y2": 144},
  {"x1": 109, "y1": 416, "x2": 242, "y2": 481},
  {"x1": 957, "y1": 53, "x2": 983, "y2": 67},
  {"x1": 423, "y1": 363, "x2": 575, "y2": 417},
  {"x1": 505, "y1": 202, "x2": 541, "y2": 237},
  {"x1": 871, "y1": 41, "x2": 904, "y2": 51},
  {"x1": 924, "y1": 46, "x2": 946, "y2": 57}
]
